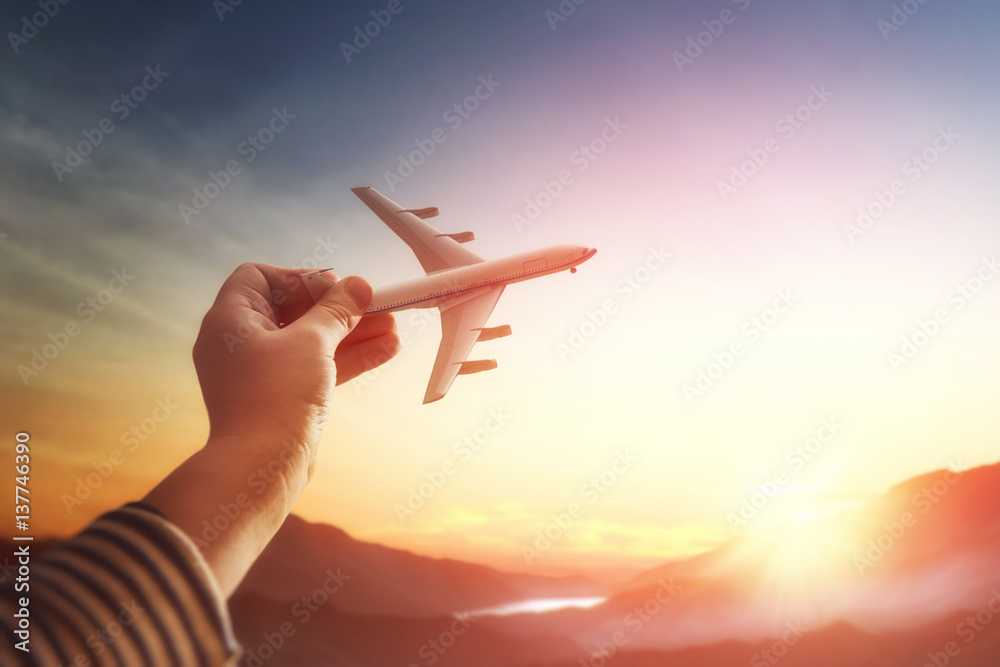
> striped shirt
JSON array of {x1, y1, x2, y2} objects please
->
[{"x1": 2, "y1": 503, "x2": 240, "y2": 666}]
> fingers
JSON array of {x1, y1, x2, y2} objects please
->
[
  {"x1": 342, "y1": 312, "x2": 396, "y2": 344},
  {"x1": 198, "y1": 265, "x2": 383, "y2": 382},
  {"x1": 252, "y1": 263, "x2": 328, "y2": 325},
  {"x1": 334, "y1": 331, "x2": 402, "y2": 385},
  {"x1": 206, "y1": 263, "x2": 320, "y2": 331},
  {"x1": 293, "y1": 275, "x2": 372, "y2": 344}
]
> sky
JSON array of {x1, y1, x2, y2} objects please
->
[{"x1": 2, "y1": 0, "x2": 999, "y2": 579}]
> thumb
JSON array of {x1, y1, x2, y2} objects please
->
[{"x1": 297, "y1": 275, "x2": 373, "y2": 343}]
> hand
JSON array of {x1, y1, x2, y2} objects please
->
[
  {"x1": 191, "y1": 263, "x2": 399, "y2": 467},
  {"x1": 146, "y1": 263, "x2": 398, "y2": 594}
]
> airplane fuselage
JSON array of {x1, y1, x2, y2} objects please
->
[{"x1": 368, "y1": 244, "x2": 596, "y2": 314}]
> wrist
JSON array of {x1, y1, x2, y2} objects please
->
[{"x1": 205, "y1": 432, "x2": 317, "y2": 493}]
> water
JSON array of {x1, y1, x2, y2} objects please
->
[{"x1": 469, "y1": 596, "x2": 606, "y2": 616}]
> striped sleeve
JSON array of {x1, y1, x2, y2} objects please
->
[{"x1": 1, "y1": 502, "x2": 241, "y2": 667}]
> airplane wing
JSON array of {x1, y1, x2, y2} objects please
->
[
  {"x1": 424, "y1": 285, "x2": 505, "y2": 404},
  {"x1": 351, "y1": 186, "x2": 484, "y2": 274}
]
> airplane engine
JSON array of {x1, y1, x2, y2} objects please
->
[
  {"x1": 475, "y1": 325, "x2": 512, "y2": 342},
  {"x1": 400, "y1": 207, "x2": 440, "y2": 219},
  {"x1": 457, "y1": 360, "x2": 498, "y2": 375},
  {"x1": 435, "y1": 231, "x2": 475, "y2": 243}
]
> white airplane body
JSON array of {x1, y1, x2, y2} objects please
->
[
  {"x1": 328, "y1": 187, "x2": 596, "y2": 403},
  {"x1": 368, "y1": 245, "x2": 593, "y2": 313}
]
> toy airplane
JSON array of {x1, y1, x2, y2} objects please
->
[{"x1": 308, "y1": 186, "x2": 596, "y2": 403}]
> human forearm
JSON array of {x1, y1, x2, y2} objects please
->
[{"x1": 143, "y1": 435, "x2": 313, "y2": 598}]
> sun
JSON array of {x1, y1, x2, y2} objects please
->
[{"x1": 719, "y1": 490, "x2": 866, "y2": 619}]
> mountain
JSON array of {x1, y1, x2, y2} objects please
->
[
  {"x1": 623, "y1": 461, "x2": 1000, "y2": 593},
  {"x1": 235, "y1": 515, "x2": 607, "y2": 618},
  {"x1": 227, "y1": 461, "x2": 1000, "y2": 665},
  {"x1": 525, "y1": 610, "x2": 1000, "y2": 667},
  {"x1": 476, "y1": 461, "x2": 1000, "y2": 651},
  {"x1": 227, "y1": 605, "x2": 1000, "y2": 667},
  {"x1": 228, "y1": 591, "x2": 579, "y2": 667}
]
